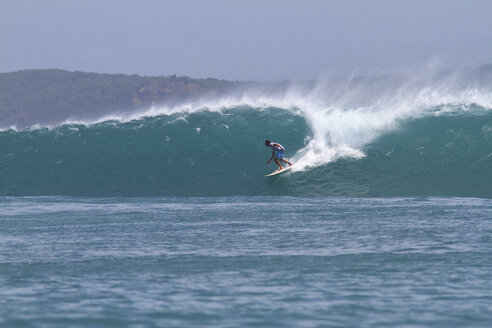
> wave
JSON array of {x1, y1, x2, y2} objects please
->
[
  {"x1": 1, "y1": 103, "x2": 492, "y2": 197},
  {"x1": 2, "y1": 65, "x2": 492, "y2": 197}
]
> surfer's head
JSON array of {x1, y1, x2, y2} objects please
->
[{"x1": 265, "y1": 139, "x2": 271, "y2": 146}]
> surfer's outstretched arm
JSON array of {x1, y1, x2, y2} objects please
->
[{"x1": 267, "y1": 151, "x2": 275, "y2": 164}]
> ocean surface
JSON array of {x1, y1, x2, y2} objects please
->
[
  {"x1": 1, "y1": 196, "x2": 492, "y2": 327},
  {"x1": 1, "y1": 69, "x2": 492, "y2": 326}
]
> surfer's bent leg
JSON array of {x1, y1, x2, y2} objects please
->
[
  {"x1": 281, "y1": 158, "x2": 293, "y2": 166},
  {"x1": 274, "y1": 157, "x2": 283, "y2": 170}
]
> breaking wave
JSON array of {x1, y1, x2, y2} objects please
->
[{"x1": 2, "y1": 66, "x2": 492, "y2": 197}]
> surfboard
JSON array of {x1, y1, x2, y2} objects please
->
[{"x1": 265, "y1": 165, "x2": 293, "y2": 177}]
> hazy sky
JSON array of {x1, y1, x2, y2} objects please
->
[{"x1": 1, "y1": 0, "x2": 491, "y2": 81}]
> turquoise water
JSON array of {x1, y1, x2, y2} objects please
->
[
  {"x1": 2, "y1": 106, "x2": 492, "y2": 198},
  {"x1": 1, "y1": 196, "x2": 491, "y2": 327}
]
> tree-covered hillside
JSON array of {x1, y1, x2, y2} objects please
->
[{"x1": 0, "y1": 69, "x2": 241, "y2": 128}]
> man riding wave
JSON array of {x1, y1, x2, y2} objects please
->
[{"x1": 265, "y1": 139, "x2": 293, "y2": 171}]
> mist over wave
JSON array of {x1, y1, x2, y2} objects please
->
[
  {"x1": 65, "y1": 64, "x2": 492, "y2": 170},
  {"x1": 2, "y1": 65, "x2": 492, "y2": 197}
]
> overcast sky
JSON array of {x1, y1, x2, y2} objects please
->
[{"x1": 1, "y1": 0, "x2": 491, "y2": 81}]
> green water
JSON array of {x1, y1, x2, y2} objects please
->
[{"x1": 2, "y1": 107, "x2": 492, "y2": 198}]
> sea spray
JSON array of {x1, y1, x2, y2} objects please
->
[{"x1": 54, "y1": 66, "x2": 492, "y2": 171}]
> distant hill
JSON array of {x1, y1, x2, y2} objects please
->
[{"x1": 0, "y1": 69, "x2": 244, "y2": 128}]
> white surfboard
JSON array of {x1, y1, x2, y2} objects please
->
[{"x1": 265, "y1": 165, "x2": 293, "y2": 177}]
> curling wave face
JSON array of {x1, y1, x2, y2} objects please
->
[
  {"x1": 1, "y1": 105, "x2": 492, "y2": 197},
  {"x1": 2, "y1": 66, "x2": 492, "y2": 197}
]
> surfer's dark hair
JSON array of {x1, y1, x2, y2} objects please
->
[{"x1": 265, "y1": 139, "x2": 271, "y2": 146}]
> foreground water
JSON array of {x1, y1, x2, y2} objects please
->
[{"x1": 1, "y1": 196, "x2": 491, "y2": 327}]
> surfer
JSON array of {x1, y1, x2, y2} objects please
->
[{"x1": 265, "y1": 139, "x2": 293, "y2": 171}]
